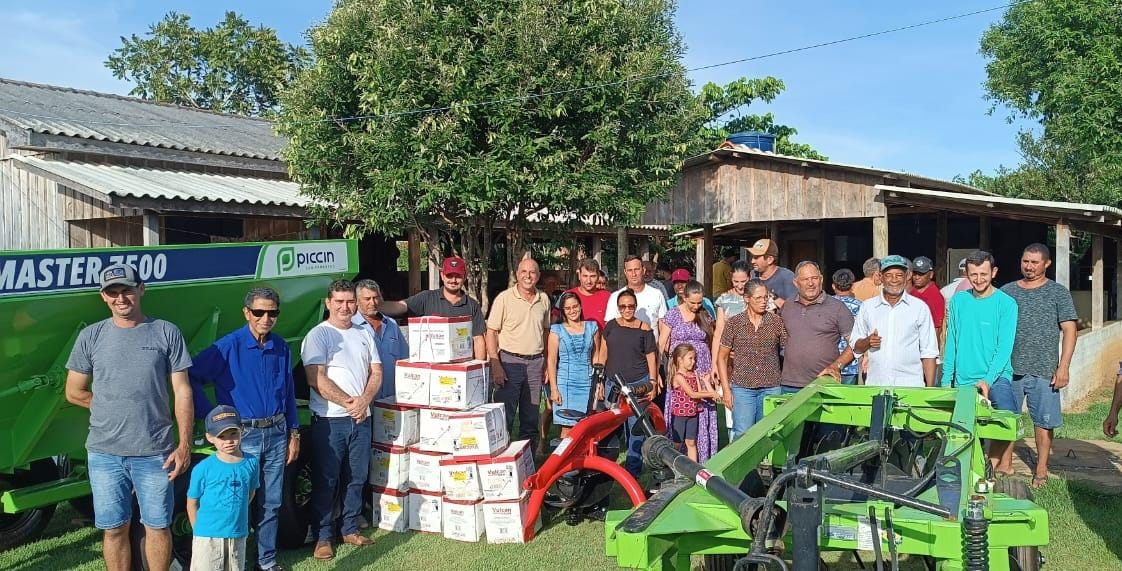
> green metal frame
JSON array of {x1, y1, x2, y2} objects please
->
[
  {"x1": 605, "y1": 379, "x2": 1048, "y2": 570},
  {"x1": 0, "y1": 239, "x2": 358, "y2": 514}
]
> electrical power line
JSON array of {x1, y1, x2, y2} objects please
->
[{"x1": 0, "y1": 1, "x2": 1027, "y2": 129}]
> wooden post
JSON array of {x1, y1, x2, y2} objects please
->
[
  {"x1": 1055, "y1": 222, "x2": 1071, "y2": 289},
  {"x1": 698, "y1": 224, "x2": 715, "y2": 295},
  {"x1": 427, "y1": 226, "x2": 441, "y2": 290},
  {"x1": 591, "y1": 236, "x2": 603, "y2": 265},
  {"x1": 1116, "y1": 240, "x2": 1122, "y2": 322},
  {"x1": 407, "y1": 228, "x2": 422, "y2": 295},
  {"x1": 979, "y1": 215, "x2": 991, "y2": 250},
  {"x1": 1093, "y1": 234, "x2": 1104, "y2": 329},
  {"x1": 616, "y1": 226, "x2": 628, "y2": 283},
  {"x1": 767, "y1": 222, "x2": 780, "y2": 266},
  {"x1": 142, "y1": 212, "x2": 160, "y2": 246},
  {"x1": 873, "y1": 215, "x2": 889, "y2": 259},
  {"x1": 935, "y1": 212, "x2": 948, "y2": 285}
]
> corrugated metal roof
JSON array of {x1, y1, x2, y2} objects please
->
[
  {"x1": 0, "y1": 78, "x2": 283, "y2": 160},
  {"x1": 878, "y1": 184, "x2": 1122, "y2": 227},
  {"x1": 9, "y1": 155, "x2": 306, "y2": 207}
]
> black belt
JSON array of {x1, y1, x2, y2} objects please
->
[
  {"x1": 501, "y1": 349, "x2": 544, "y2": 360},
  {"x1": 240, "y1": 412, "x2": 286, "y2": 428}
]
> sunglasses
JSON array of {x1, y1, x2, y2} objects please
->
[
  {"x1": 618, "y1": 304, "x2": 637, "y2": 310},
  {"x1": 248, "y1": 309, "x2": 280, "y2": 318}
]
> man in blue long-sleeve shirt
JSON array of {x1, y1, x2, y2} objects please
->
[
  {"x1": 352, "y1": 279, "x2": 408, "y2": 401},
  {"x1": 941, "y1": 250, "x2": 1018, "y2": 475},
  {"x1": 189, "y1": 287, "x2": 298, "y2": 571}
]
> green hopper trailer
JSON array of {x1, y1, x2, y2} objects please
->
[{"x1": 0, "y1": 238, "x2": 358, "y2": 564}]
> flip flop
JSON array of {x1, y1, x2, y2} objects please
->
[{"x1": 1031, "y1": 474, "x2": 1049, "y2": 489}]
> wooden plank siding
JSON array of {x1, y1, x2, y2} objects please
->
[{"x1": 641, "y1": 156, "x2": 889, "y2": 226}]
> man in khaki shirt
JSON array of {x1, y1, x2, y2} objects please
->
[{"x1": 487, "y1": 258, "x2": 551, "y2": 441}]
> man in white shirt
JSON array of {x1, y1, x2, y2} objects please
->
[
  {"x1": 605, "y1": 255, "x2": 666, "y2": 326},
  {"x1": 851, "y1": 256, "x2": 939, "y2": 387},
  {"x1": 940, "y1": 258, "x2": 969, "y2": 301},
  {"x1": 301, "y1": 280, "x2": 382, "y2": 559}
]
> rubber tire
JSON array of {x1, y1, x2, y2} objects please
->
[
  {"x1": 276, "y1": 429, "x2": 313, "y2": 549},
  {"x1": 129, "y1": 454, "x2": 202, "y2": 571},
  {"x1": 994, "y1": 478, "x2": 1042, "y2": 571},
  {"x1": 0, "y1": 459, "x2": 59, "y2": 550}
]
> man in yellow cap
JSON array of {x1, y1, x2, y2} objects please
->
[{"x1": 747, "y1": 238, "x2": 796, "y2": 310}]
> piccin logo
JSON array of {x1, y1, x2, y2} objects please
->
[
  {"x1": 275, "y1": 246, "x2": 338, "y2": 274},
  {"x1": 276, "y1": 247, "x2": 297, "y2": 272}
]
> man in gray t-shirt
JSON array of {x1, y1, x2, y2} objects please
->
[
  {"x1": 999, "y1": 243, "x2": 1078, "y2": 488},
  {"x1": 778, "y1": 261, "x2": 855, "y2": 390},
  {"x1": 65, "y1": 263, "x2": 193, "y2": 571}
]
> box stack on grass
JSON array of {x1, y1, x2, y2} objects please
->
[{"x1": 369, "y1": 316, "x2": 540, "y2": 543}]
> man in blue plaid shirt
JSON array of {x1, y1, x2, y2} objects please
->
[{"x1": 831, "y1": 268, "x2": 863, "y2": 384}]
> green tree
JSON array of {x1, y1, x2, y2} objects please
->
[
  {"x1": 278, "y1": 0, "x2": 703, "y2": 309},
  {"x1": 980, "y1": 0, "x2": 1122, "y2": 205},
  {"x1": 693, "y1": 77, "x2": 827, "y2": 160},
  {"x1": 106, "y1": 11, "x2": 310, "y2": 116}
]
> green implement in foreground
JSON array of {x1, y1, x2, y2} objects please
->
[
  {"x1": 605, "y1": 380, "x2": 1048, "y2": 570},
  {"x1": 0, "y1": 239, "x2": 357, "y2": 553}
]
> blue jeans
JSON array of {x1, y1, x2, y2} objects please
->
[
  {"x1": 240, "y1": 422, "x2": 288, "y2": 568},
  {"x1": 624, "y1": 375, "x2": 651, "y2": 478},
  {"x1": 1014, "y1": 374, "x2": 1063, "y2": 429},
  {"x1": 730, "y1": 386, "x2": 781, "y2": 440},
  {"x1": 87, "y1": 452, "x2": 174, "y2": 530},
  {"x1": 780, "y1": 385, "x2": 802, "y2": 395},
  {"x1": 309, "y1": 416, "x2": 371, "y2": 541},
  {"x1": 840, "y1": 375, "x2": 858, "y2": 385},
  {"x1": 988, "y1": 378, "x2": 1018, "y2": 414}
]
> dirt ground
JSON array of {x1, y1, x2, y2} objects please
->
[{"x1": 1013, "y1": 437, "x2": 1122, "y2": 492}]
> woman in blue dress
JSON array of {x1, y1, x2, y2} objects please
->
[{"x1": 546, "y1": 292, "x2": 603, "y2": 440}]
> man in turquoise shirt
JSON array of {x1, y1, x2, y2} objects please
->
[{"x1": 941, "y1": 250, "x2": 1019, "y2": 473}]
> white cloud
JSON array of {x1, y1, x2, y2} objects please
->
[{"x1": 0, "y1": 9, "x2": 131, "y2": 94}]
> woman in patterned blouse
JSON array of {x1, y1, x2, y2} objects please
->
[{"x1": 716, "y1": 279, "x2": 788, "y2": 439}]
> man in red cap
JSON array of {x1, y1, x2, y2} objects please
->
[
  {"x1": 666, "y1": 268, "x2": 716, "y2": 317},
  {"x1": 380, "y1": 256, "x2": 486, "y2": 360},
  {"x1": 558, "y1": 258, "x2": 612, "y2": 329}
]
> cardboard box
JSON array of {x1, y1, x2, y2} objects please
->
[
  {"x1": 451, "y1": 403, "x2": 509, "y2": 459},
  {"x1": 418, "y1": 407, "x2": 457, "y2": 453},
  {"x1": 369, "y1": 444, "x2": 410, "y2": 490},
  {"x1": 408, "y1": 446, "x2": 448, "y2": 491},
  {"x1": 372, "y1": 401, "x2": 420, "y2": 446},
  {"x1": 371, "y1": 485, "x2": 409, "y2": 532},
  {"x1": 395, "y1": 360, "x2": 432, "y2": 406},
  {"x1": 439, "y1": 457, "x2": 482, "y2": 501},
  {"x1": 428, "y1": 360, "x2": 488, "y2": 410},
  {"x1": 408, "y1": 315, "x2": 473, "y2": 363},
  {"x1": 478, "y1": 440, "x2": 536, "y2": 501},
  {"x1": 442, "y1": 497, "x2": 485, "y2": 543},
  {"x1": 483, "y1": 492, "x2": 541, "y2": 544},
  {"x1": 408, "y1": 489, "x2": 444, "y2": 533}
]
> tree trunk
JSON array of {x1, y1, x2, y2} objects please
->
[
  {"x1": 480, "y1": 223, "x2": 494, "y2": 314},
  {"x1": 505, "y1": 225, "x2": 528, "y2": 288}
]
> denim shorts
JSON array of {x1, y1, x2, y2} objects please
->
[
  {"x1": 987, "y1": 378, "x2": 1019, "y2": 415},
  {"x1": 87, "y1": 452, "x2": 174, "y2": 530},
  {"x1": 1014, "y1": 374, "x2": 1064, "y2": 430}
]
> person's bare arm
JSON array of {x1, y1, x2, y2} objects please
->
[
  {"x1": 546, "y1": 333, "x2": 561, "y2": 405},
  {"x1": 1053, "y1": 320, "x2": 1078, "y2": 389},
  {"x1": 1104, "y1": 374, "x2": 1122, "y2": 437},
  {"x1": 165, "y1": 370, "x2": 194, "y2": 479},
  {"x1": 657, "y1": 319, "x2": 670, "y2": 355},
  {"x1": 711, "y1": 308, "x2": 726, "y2": 377},
  {"x1": 65, "y1": 370, "x2": 93, "y2": 409},
  {"x1": 472, "y1": 335, "x2": 487, "y2": 361},
  {"x1": 305, "y1": 364, "x2": 356, "y2": 407},
  {"x1": 187, "y1": 498, "x2": 199, "y2": 528},
  {"x1": 349, "y1": 363, "x2": 382, "y2": 422},
  {"x1": 921, "y1": 358, "x2": 937, "y2": 387},
  {"x1": 486, "y1": 329, "x2": 506, "y2": 385},
  {"x1": 379, "y1": 300, "x2": 409, "y2": 317}
]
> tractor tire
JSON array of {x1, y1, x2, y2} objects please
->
[
  {"x1": 702, "y1": 554, "x2": 740, "y2": 571},
  {"x1": 994, "y1": 478, "x2": 1043, "y2": 571},
  {"x1": 276, "y1": 430, "x2": 313, "y2": 548},
  {"x1": 0, "y1": 459, "x2": 59, "y2": 550},
  {"x1": 129, "y1": 454, "x2": 203, "y2": 571}
]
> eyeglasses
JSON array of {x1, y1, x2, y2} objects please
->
[
  {"x1": 618, "y1": 304, "x2": 637, "y2": 309},
  {"x1": 248, "y1": 309, "x2": 280, "y2": 318}
]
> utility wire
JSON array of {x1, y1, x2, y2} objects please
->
[{"x1": 0, "y1": 1, "x2": 1027, "y2": 129}]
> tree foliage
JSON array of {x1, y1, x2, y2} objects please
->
[
  {"x1": 693, "y1": 77, "x2": 827, "y2": 160},
  {"x1": 278, "y1": 0, "x2": 704, "y2": 307},
  {"x1": 980, "y1": 0, "x2": 1122, "y2": 205},
  {"x1": 106, "y1": 11, "x2": 310, "y2": 116}
]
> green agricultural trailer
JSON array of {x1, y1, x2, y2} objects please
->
[
  {"x1": 0, "y1": 239, "x2": 358, "y2": 564},
  {"x1": 605, "y1": 381, "x2": 1048, "y2": 570}
]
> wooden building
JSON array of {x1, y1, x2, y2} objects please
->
[{"x1": 0, "y1": 78, "x2": 313, "y2": 250}]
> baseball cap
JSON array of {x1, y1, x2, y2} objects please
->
[
  {"x1": 879, "y1": 255, "x2": 911, "y2": 271},
  {"x1": 747, "y1": 238, "x2": 778, "y2": 257},
  {"x1": 441, "y1": 256, "x2": 466, "y2": 277},
  {"x1": 912, "y1": 256, "x2": 934, "y2": 274},
  {"x1": 958, "y1": 258, "x2": 967, "y2": 271},
  {"x1": 100, "y1": 263, "x2": 140, "y2": 290},
  {"x1": 670, "y1": 268, "x2": 691, "y2": 282},
  {"x1": 205, "y1": 405, "x2": 242, "y2": 436}
]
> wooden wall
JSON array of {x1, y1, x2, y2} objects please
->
[{"x1": 641, "y1": 157, "x2": 888, "y2": 226}]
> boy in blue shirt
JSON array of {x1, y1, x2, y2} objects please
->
[{"x1": 188, "y1": 405, "x2": 259, "y2": 571}]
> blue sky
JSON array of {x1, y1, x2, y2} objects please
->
[{"x1": 0, "y1": 0, "x2": 1027, "y2": 180}]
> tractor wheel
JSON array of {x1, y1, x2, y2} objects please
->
[
  {"x1": 0, "y1": 459, "x2": 59, "y2": 550},
  {"x1": 702, "y1": 554, "x2": 739, "y2": 571},
  {"x1": 994, "y1": 478, "x2": 1043, "y2": 571},
  {"x1": 276, "y1": 429, "x2": 313, "y2": 548},
  {"x1": 129, "y1": 454, "x2": 203, "y2": 571}
]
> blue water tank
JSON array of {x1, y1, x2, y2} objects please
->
[{"x1": 726, "y1": 131, "x2": 776, "y2": 152}]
